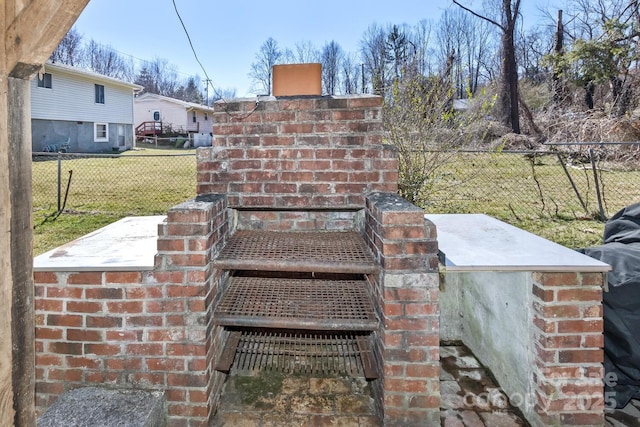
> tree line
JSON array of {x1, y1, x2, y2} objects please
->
[
  {"x1": 249, "y1": 0, "x2": 640, "y2": 134},
  {"x1": 50, "y1": 27, "x2": 236, "y2": 104}
]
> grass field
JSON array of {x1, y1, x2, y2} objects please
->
[{"x1": 31, "y1": 147, "x2": 640, "y2": 256}]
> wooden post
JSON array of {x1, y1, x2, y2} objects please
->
[{"x1": 2, "y1": 1, "x2": 91, "y2": 425}]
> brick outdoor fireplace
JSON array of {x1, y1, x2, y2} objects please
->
[
  {"x1": 33, "y1": 90, "x2": 609, "y2": 427},
  {"x1": 198, "y1": 94, "x2": 442, "y2": 425}
]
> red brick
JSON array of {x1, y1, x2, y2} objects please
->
[
  {"x1": 66, "y1": 356, "x2": 102, "y2": 369},
  {"x1": 84, "y1": 343, "x2": 122, "y2": 356},
  {"x1": 46, "y1": 287, "x2": 83, "y2": 299},
  {"x1": 126, "y1": 343, "x2": 163, "y2": 355},
  {"x1": 188, "y1": 359, "x2": 207, "y2": 371},
  {"x1": 167, "y1": 373, "x2": 208, "y2": 387},
  {"x1": 104, "y1": 272, "x2": 143, "y2": 284},
  {"x1": 106, "y1": 330, "x2": 141, "y2": 341},
  {"x1": 68, "y1": 272, "x2": 103, "y2": 285},
  {"x1": 167, "y1": 254, "x2": 207, "y2": 267},
  {"x1": 47, "y1": 314, "x2": 83, "y2": 327},
  {"x1": 66, "y1": 301, "x2": 102, "y2": 313},
  {"x1": 34, "y1": 272, "x2": 59, "y2": 284},
  {"x1": 36, "y1": 354, "x2": 63, "y2": 366},
  {"x1": 405, "y1": 303, "x2": 438, "y2": 316},
  {"x1": 560, "y1": 412, "x2": 605, "y2": 426},
  {"x1": 165, "y1": 389, "x2": 187, "y2": 402},
  {"x1": 538, "y1": 334, "x2": 582, "y2": 348},
  {"x1": 67, "y1": 329, "x2": 103, "y2": 342},
  {"x1": 35, "y1": 299, "x2": 63, "y2": 312},
  {"x1": 146, "y1": 358, "x2": 186, "y2": 371},
  {"x1": 385, "y1": 378, "x2": 427, "y2": 393},
  {"x1": 86, "y1": 316, "x2": 122, "y2": 328},
  {"x1": 48, "y1": 342, "x2": 83, "y2": 355},
  {"x1": 556, "y1": 288, "x2": 602, "y2": 302},
  {"x1": 85, "y1": 288, "x2": 123, "y2": 300},
  {"x1": 146, "y1": 300, "x2": 185, "y2": 313},
  {"x1": 167, "y1": 403, "x2": 208, "y2": 417},
  {"x1": 157, "y1": 239, "x2": 185, "y2": 252},
  {"x1": 534, "y1": 272, "x2": 579, "y2": 287},
  {"x1": 535, "y1": 303, "x2": 581, "y2": 319},
  {"x1": 558, "y1": 349, "x2": 603, "y2": 363},
  {"x1": 557, "y1": 319, "x2": 603, "y2": 334},
  {"x1": 106, "y1": 301, "x2": 143, "y2": 314},
  {"x1": 167, "y1": 344, "x2": 206, "y2": 357},
  {"x1": 582, "y1": 334, "x2": 604, "y2": 348},
  {"x1": 384, "y1": 303, "x2": 403, "y2": 317},
  {"x1": 151, "y1": 271, "x2": 185, "y2": 284}
]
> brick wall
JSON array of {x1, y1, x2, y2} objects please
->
[
  {"x1": 531, "y1": 272, "x2": 605, "y2": 427},
  {"x1": 35, "y1": 194, "x2": 230, "y2": 427},
  {"x1": 199, "y1": 95, "x2": 398, "y2": 209},
  {"x1": 364, "y1": 192, "x2": 440, "y2": 426}
]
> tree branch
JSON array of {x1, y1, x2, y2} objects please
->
[{"x1": 452, "y1": 0, "x2": 505, "y2": 31}]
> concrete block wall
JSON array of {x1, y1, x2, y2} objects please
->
[
  {"x1": 35, "y1": 194, "x2": 230, "y2": 427},
  {"x1": 531, "y1": 271, "x2": 605, "y2": 427},
  {"x1": 199, "y1": 95, "x2": 398, "y2": 209},
  {"x1": 364, "y1": 192, "x2": 440, "y2": 426}
]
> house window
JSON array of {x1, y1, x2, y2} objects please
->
[
  {"x1": 192, "y1": 111, "x2": 197, "y2": 123},
  {"x1": 95, "y1": 84, "x2": 105, "y2": 104},
  {"x1": 37, "y1": 73, "x2": 52, "y2": 89},
  {"x1": 204, "y1": 112, "x2": 208, "y2": 121},
  {"x1": 94, "y1": 123, "x2": 108, "y2": 142},
  {"x1": 153, "y1": 111, "x2": 160, "y2": 121}
]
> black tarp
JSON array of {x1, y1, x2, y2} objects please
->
[{"x1": 578, "y1": 202, "x2": 640, "y2": 408}]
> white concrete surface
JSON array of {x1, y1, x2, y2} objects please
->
[
  {"x1": 34, "y1": 216, "x2": 166, "y2": 271},
  {"x1": 425, "y1": 213, "x2": 611, "y2": 272}
]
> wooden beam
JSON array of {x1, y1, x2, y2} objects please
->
[
  {"x1": 5, "y1": 0, "x2": 90, "y2": 77},
  {"x1": 2, "y1": 2, "x2": 89, "y2": 425},
  {"x1": 8, "y1": 76, "x2": 35, "y2": 427},
  {"x1": 0, "y1": 75, "x2": 17, "y2": 427}
]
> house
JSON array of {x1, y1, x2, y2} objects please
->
[
  {"x1": 133, "y1": 92, "x2": 214, "y2": 147},
  {"x1": 30, "y1": 62, "x2": 143, "y2": 153}
]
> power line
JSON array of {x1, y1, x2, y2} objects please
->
[{"x1": 171, "y1": 0, "x2": 221, "y2": 100}]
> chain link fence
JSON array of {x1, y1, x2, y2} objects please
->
[
  {"x1": 32, "y1": 151, "x2": 197, "y2": 223},
  {"x1": 418, "y1": 143, "x2": 640, "y2": 221},
  {"x1": 31, "y1": 144, "x2": 640, "y2": 224}
]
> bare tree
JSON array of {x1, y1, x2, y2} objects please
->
[
  {"x1": 360, "y1": 23, "x2": 390, "y2": 95},
  {"x1": 84, "y1": 39, "x2": 134, "y2": 81},
  {"x1": 134, "y1": 57, "x2": 181, "y2": 97},
  {"x1": 321, "y1": 41, "x2": 344, "y2": 95},
  {"x1": 341, "y1": 53, "x2": 361, "y2": 94},
  {"x1": 50, "y1": 27, "x2": 84, "y2": 66},
  {"x1": 249, "y1": 37, "x2": 282, "y2": 95},
  {"x1": 453, "y1": 0, "x2": 522, "y2": 133},
  {"x1": 283, "y1": 40, "x2": 320, "y2": 63}
]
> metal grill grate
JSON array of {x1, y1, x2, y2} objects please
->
[
  {"x1": 213, "y1": 230, "x2": 379, "y2": 274},
  {"x1": 222, "y1": 330, "x2": 378, "y2": 378},
  {"x1": 214, "y1": 276, "x2": 378, "y2": 330}
]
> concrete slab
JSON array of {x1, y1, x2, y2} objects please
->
[
  {"x1": 34, "y1": 216, "x2": 166, "y2": 272},
  {"x1": 425, "y1": 213, "x2": 611, "y2": 272}
]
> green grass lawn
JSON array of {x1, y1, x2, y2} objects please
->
[
  {"x1": 31, "y1": 149, "x2": 639, "y2": 256},
  {"x1": 32, "y1": 146, "x2": 196, "y2": 255}
]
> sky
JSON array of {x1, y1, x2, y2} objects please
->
[{"x1": 72, "y1": 0, "x2": 558, "y2": 97}]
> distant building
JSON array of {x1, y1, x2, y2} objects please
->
[
  {"x1": 31, "y1": 62, "x2": 142, "y2": 153},
  {"x1": 133, "y1": 93, "x2": 214, "y2": 147}
]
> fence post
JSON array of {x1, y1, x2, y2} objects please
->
[
  {"x1": 154, "y1": 135, "x2": 158, "y2": 147},
  {"x1": 589, "y1": 148, "x2": 606, "y2": 220},
  {"x1": 57, "y1": 152, "x2": 62, "y2": 212}
]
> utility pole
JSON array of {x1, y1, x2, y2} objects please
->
[{"x1": 202, "y1": 79, "x2": 211, "y2": 106}]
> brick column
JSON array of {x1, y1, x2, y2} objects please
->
[
  {"x1": 365, "y1": 192, "x2": 440, "y2": 426},
  {"x1": 155, "y1": 194, "x2": 229, "y2": 426},
  {"x1": 531, "y1": 272, "x2": 605, "y2": 427},
  {"x1": 34, "y1": 194, "x2": 230, "y2": 427}
]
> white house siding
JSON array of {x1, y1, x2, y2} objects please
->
[
  {"x1": 31, "y1": 70, "x2": 134, "y2": 124},
  {"x1": 30, "y1": 64, "x2": 140, "y2": 153},
  {"x1": 134, "y1": 94, "x2": 213, "y2": 137},
  {"x1": 134, "y1": 98, "x2": 188, "y2": 133}
]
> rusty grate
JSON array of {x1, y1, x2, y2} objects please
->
[
  {"x1": 219, "y1": 330, "x2": 379, "y2": 379},
  {"x1": 213, "y1": 230, "x2": 379, "y2": 274},
  {"x1": 214, "y1": 276, "x2": 378, "y2": 331}
]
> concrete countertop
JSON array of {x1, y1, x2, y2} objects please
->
[
  {"x1": 425, "y1": 213, "x2": 611, "y2": 273},
  {"x1": 34, "y1": 216, "x2": 166, "y2": 272}
]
